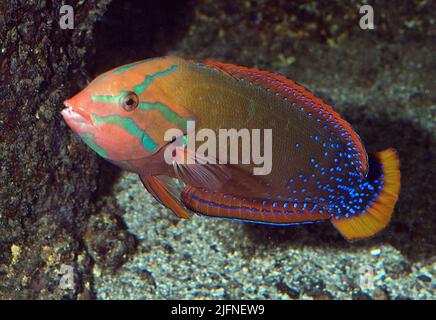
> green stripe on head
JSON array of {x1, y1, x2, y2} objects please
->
[
  {"x1": 91, "y1": 91, "x2": 126, "y2": 103},
  {"x1": 80, "y1": 133, "x2": 108, "y2": 158},
  {"x1": 134, "y1": 65, "x2": 177, "y2": 94},
  {"x1": 113, "y1": 60, "x2": 147, "y2": 74},
  {"x1": 138, "y1": 102, "x2": 187, "y2": 131},
  {"x1": 91, "y1": 65, "x2": 177, "y2": 102},
  {"x1": 113, "y1": 57, "x2": 166, "y2": 74},
  {"x1": 91, "y1": 114, "x2": 158, "y2": 152}
]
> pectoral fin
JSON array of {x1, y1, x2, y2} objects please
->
[
  {"x1": 171, "y1": 146, "x2": 232, "y2": 191},
  {"x1": 171, "y1": 146, "x2": 269, "y2": 197},
  {"x1": 140, "y1": 175, "x2": 192, "y2": 219}
]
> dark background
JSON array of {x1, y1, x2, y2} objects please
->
[{"x1": 0, "y1": 0, "x2": 434, "y2": 299}]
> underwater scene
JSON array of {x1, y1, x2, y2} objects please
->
[{"x1": 0, "y1": 0, "x2": 435, "y2": 301}]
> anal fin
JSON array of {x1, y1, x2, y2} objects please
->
[{"x1": 182, "y1": 186, "x2": 331, "y2": 225}]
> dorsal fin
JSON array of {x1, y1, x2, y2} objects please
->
[{"x1": 199, "y1": 60, "x2": 368, "y2": 176}]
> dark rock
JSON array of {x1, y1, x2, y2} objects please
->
[
  {"x1": 84, "y1": 212, "x2": 137, "y2": 273},
  {"x1": 0, "y1": 0, "x2": 111, "y2": 299}
]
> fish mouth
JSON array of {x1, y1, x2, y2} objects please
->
[{"x1": 61, "y1": 99, "x2": 92, "y2": 124}]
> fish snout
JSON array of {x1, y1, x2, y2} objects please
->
[
  {"x1": 61, "y1": 94, "x2": 95, "y2": 136},
  {"x1": 62, "y1": 95, "x2": 92, "y2": 124}
]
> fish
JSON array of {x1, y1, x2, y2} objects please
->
[{"x1": 61, "y1": 56, "x2": 400, "y2": 241}]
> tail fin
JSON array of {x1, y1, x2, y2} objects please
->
[{"x1": 331, "y1": 149, "x2": 401, "y2": 241}]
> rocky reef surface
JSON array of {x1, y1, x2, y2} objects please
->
[
  {"x1": 0, "y1": 0, "x2": 112, "y2": 299},
  {"x1": 1, "y1": 0, "x2": 434, "y2": 299}
]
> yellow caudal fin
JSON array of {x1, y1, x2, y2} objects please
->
[{"x1": 332, "y1": 149, "x2": 401, "y2": 241}]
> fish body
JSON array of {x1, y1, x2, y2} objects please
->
[{"x1": 62, "y1": 56, "x2": 400, "y2": 240}]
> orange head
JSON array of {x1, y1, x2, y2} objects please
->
[{"x1": 62, "y1": 57, "x2": 191, "y2": 173}]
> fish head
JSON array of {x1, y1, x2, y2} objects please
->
[{"x1": 62, "y1": 58, "x2": 189, "y2": 173}]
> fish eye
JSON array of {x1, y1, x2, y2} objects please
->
[{"x1": 121, "y1": 92, "x2": 139, "y2": 111}]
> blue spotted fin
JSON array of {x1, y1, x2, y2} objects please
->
[{"x1": 331, "y1": 149, "x2": 400, "y2": 241}]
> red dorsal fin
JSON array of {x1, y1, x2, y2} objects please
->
[{"x1": 200, "y1": 60, "x2": 368, "y2": 176}]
